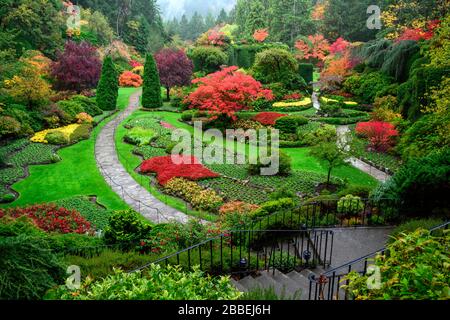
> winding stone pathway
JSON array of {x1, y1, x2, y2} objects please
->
[
  {"x1": 311, "y1": 83, "x2": 391, "y2": 183},
  {"x1": 336, "y1": 125, "x2": 391, "y2": 182},
  {"x1": 95, "y1": 89, "x2": 191, "y2": 224}
]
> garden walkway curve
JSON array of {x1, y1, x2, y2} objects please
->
[
  {"x1": 311, "y1": 82, "x2": 391, "y2": 183},
  {"x1": 95, "y1": 89, "x2": 192, "y2": 224}
]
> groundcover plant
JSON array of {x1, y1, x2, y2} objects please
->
[{"x1": 0, "y1": 0, "x2": 448, "y2": 306}]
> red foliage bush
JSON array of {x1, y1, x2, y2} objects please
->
[
  {"x1": 186, "y1": 66, "x2": 274, "y2": 119},
  {"x1": 253, "y1": 112, "x2": 288, "y2": 126},
  {"x1": 253, "y1": 29, "x2": 269, "y2": 42},
  {"x1": 396, "y1": 20, "x2": 440, "y2": 42},
  {"x1": 140, "y1": 155, "x2": 220, "y2": 185},
  {"x1": 355, "y1": 121, "x2": 399, "y2": 152},
  {"x1": 283, "y1": 93, "x2": 303, "y2": 101},
  {"x1": 329, "y1": 37, "x2": 350, "y2": 55},
  {"x1": 129, "y1": 60, "x2": 143, "y2": 68},
  {"x1": 0, "y1": 204, "x2": 92, "y2": 234},
  {"x1": 119, "y1": 71, "x2": 143, "y2": 87}
]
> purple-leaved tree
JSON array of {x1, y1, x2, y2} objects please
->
[
  {"x1": 155, "y1": 48, "x2": 194, "y2": 101},
  {"x1": 51, "y1": 41, "x2": 102, "y2": 93}
]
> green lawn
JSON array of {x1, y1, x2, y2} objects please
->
[
  {"x1": 117, "y1": 110, "x2": 378, "y2": 200},
  {"x1": 114, "y1": 110, "x2": 218, "y2": 222},
  {"x1": 3, "y1": 88, "x2": 138, "y2": 210}
]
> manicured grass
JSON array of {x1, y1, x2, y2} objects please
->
[
  {"x1": 117, "y1": 109, "x2": 378, "y2": 209},
  {"x1": 2, "y1": 88, "x2": 138, "y2": 211},
  {"x1": 115, "y1": 110, "x2": 218, "y2": 222},
  {"x1": 281, "y1": 147, "x2": 378, "y2": 188}
]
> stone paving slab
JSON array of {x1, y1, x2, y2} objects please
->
[{"x1": 94, "y1": 90, "x2": 191, "y2": 224}]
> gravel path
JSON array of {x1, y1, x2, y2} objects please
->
[{"x1": 95, "y1": 89, "x2": 191, "y2": 224}]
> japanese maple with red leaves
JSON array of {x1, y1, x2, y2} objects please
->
[
  {"x1": 253, "y1": 112, "x2": 288, "y2": 126},
  {"x1": 355, "y1": 121, "x2": 399, "y2": 152},
  {"x1": 140, "y1": 155, "x2": 220, "y2": 185},
  {"x1": 185, "y1": 66, "x2": 274, "y2": 119},
  {"x1": 0, "y1": 204, "x2": 92, "y2": 234},
  {"x1": 253, "y1": 29, "x2": 269, "y2": 42}
]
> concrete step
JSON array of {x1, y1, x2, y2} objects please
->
[
  {"x1": 239, "y1": 275, "x2": 262, "y2": 292},
  {"x1": 230, "y1": 278, "x2": 247, "y2": 293}
]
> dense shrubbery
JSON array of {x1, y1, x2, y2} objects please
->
[
  {"x1": 0, "y1": 217, "x2": 65, "y2": 300},
  {"x1": 248, "y1": 151, "x2": 292, "y2": 177},
  {"x1": 344, "y1": 229, "x2": 449, "y2": 300},
  {"x1": 274, "y1": 116, "x2": 308, "y2": 134},
  {"x1": 190, "y1": 46, "x2": 228, "y2": 73},
  {"x1": 343, "y1": 71, "x2": 392, "y2": 103},
  {"x1": 371, "y1": 148, "x2": 449, "y2": 218},
  {"x1": 252, "y1": 48, "x2": 304, "y2": 90},
  {"x1": 142, "y1": 54, "x2": 163, "y2": 109},
  {"x1": 48, "y1": 265, "x2": 241, "y2": 300},
  {"x1": 103, "y1": 210, "x2": 152, "y2": 248}
]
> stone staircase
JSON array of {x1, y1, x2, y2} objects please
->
[
  {"x1": 231, "y1": 227, "x2": 394, "y2": 300},
  {"x1": 231, "y1": 267, "x2": 326, "y2": 300}
]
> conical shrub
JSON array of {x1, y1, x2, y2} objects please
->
[
  {"x1": 142, "y1": 54, "x2": 163, "y2": 109},
  {"x1": 96, "y1": 56, "x2": 119, "y2": 111}
]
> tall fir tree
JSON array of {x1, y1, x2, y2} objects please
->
[
  {"x1": 179, "y1": 14, "x2": 190, "y2": 40},
  {"x1": 96, "y1": 56, "x2": 119, "y2": 111},
  {"x1": 216, "y1": 9, "x2": 229, "y2": 25},
  {"x1": 269, "y1": 0, "x2": 315, "y2": 45},
  {"x1": 142, "y1": 54, "x2": 163, "y2": 109},
  {"x1": 205, "y1": 12, "x2": 216, "y2": 30}
]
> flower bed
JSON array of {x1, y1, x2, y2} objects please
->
[
  {"x1": 140, "y1": 155, "x2": 220, "y2": 185},
  {"x1": 273, "y1": 97, "x2": 312, "y2": 108},
  {"x1": 252, "y1": 112, "x2": 288, "y2": 126},
  {"x1": 0, "y1": 204, "x2": 92, "y2": 234},
  {"x1": 31, "y1": 124, "x2": 81, "y2": 144}
]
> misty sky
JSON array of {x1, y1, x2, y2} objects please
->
[{"x1": 157, "y1": 0, "x2": 236, "y2": 20}]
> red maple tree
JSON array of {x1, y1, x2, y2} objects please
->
[
  {"x1": 253, "y1": 29, "x2": 269, "y2": 42},
  {"x1": 140, "y1": 155, "x2": 220, "y2": 185},
  {"x1": 295, "y1": 34, "x2": 330, "y2": 64},
  {"x1": 355, "y1": 121, "x2": 399, "y2": 152},
  {"x1": 329, "y1": 37, "x2": 350, "y2": 55},
  {"x1": 155, "y1": 48, "x2": 194, "y2": 101},
  {"x1": 185, "y1": 66, "x2": 274, "y2": 119}
]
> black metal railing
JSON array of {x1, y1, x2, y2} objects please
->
[
  {"x1": 130, "y1": 229, "x2": 334, "y2": 277},
  {"x1": 246, "y1": 198, "x2": 400, "y2": 232},
  {"x1": 308, "y1": 221, "x2": 449, "y2": 300}
]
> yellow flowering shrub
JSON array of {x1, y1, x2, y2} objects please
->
[
  {"x1": 273, "y1": 97, "x2": 312, "y2": 108},
  {"x1": 320, "y1": 97, "x2": 358, "y2": 106},
  {"x1": 31, "y1": 124, "x2": 80, "y2": 144}
]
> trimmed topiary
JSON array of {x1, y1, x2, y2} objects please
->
[
  {"x1": 96, "y1": 56, "x2": 119, "y2": 111},
  {"x1": 274, "y1": 116, "x2": 309, "y2": 134},
  {"x1": 299, "y1": 63, "x2": 314, "y2": 84},
  {"x1": 142, "y1": 54, "x2": 163, "y2": 109}
]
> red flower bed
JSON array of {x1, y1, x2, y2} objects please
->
[
  {"x1": 160, "y1": 121, "x2": 175, "y2": 129},
  {"x1": 356, "y1": 121, "x2": 399, "y2": 152},
  {"x1": 253, "y1": 112, "x2": 288, "y2": 126},
  {"x1": 0, "y1": 204, "x2": 92, "y2": 234},
  {"x1": 140, "y1": 155, "x2": 220, "y2": 185}
]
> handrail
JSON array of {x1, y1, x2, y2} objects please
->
[
  {"x1": 307, "y1": 220, "x2": 449, "y2": 300},
  {"x1": 321, "y1": 220, "x2": 450, "y2": 277},
  {"x1": 129, "y1": 228, "x2": 334, "y2": 274}
]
